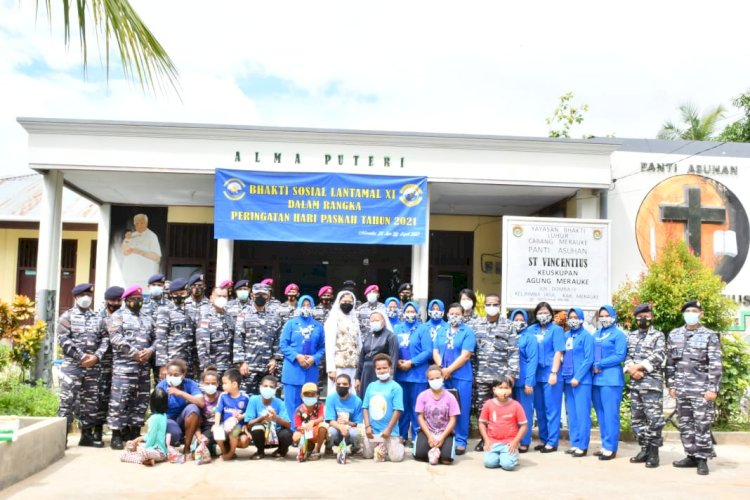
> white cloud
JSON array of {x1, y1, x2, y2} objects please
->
[{"x1": 1, "y1": 0, "x2": 749, "y2": 176}]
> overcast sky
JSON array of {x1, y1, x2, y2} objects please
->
[{"x1": 1, "y1": 0, "x2": 749, "y2": 177}]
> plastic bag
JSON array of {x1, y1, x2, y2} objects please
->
[
  {"x1": 191, "y1": 436, "x2": 212, "y2": 465},
  {"x1": 167, "y1": 445, "x2": 185, "y2": 464},
  {"x1": 373, "y1": 442, "x2": 388, "y2": 463},
  {"x1": 428, "y1": 446, "x2": 441, "y2": 465},
  {"x1": 265, "y1": 423, "x2": 279, "y2": 447},
  {"x1": 297, "y1": 433, "x2": 307, "y2": 462},
  {"x1": 335, "y1": 437, "x2": 351, "y2": 464},
  {"x1": 124, "y1": 440, "x2": 138, "y2": 453}
]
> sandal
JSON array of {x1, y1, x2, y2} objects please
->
[
  {"x1": 271, "y1": 450, "x2": 286, "y2": 458},
  {"x1": 308, "y1": 452, "x2": 321, "y2": 461},
  {"x1": 518, "y1": 445, "x2": 529, "y2": 454},
  {"x1": 250, "y1": 452, "x2": 265, "y2": 460}
]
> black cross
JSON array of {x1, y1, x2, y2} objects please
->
[{"x1": 659, "y1": 186, "x2": 726, "y2": 256}]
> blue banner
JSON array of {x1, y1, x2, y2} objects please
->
[{"x1": 214, "y1": 169, "x2": 428, "y2": 245}]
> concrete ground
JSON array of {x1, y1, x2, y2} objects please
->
[{"x1": 2, "y1": 435, "x2": 749, "y2": 499}]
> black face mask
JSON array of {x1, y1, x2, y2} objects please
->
[
  {"x1": 340, "y1": 303, "x2": 354, "y2": 314},
  {"x1": 173, "y1": 295, "x2": 186, "y2": 305},
  {"x1": 128, "y1": 299, "x2": 143, "y2": 313},
  {"x1": 254, "y1": 296, "x2": 267, "y2": 307},
  {"x1": 287, "y1": 295, "x2": 298, "y2": 303},
  {"x1": 400, "y1": 294, "x2": 411, "y2": 303},
  {"x1": 193, "y1": 286, "x2": 204, "y2": 298},
  {"x1": 106, "y1": 303, "x2": 120, "y2": 313},
  {"x1": 336, "y1": 386, "x2": 350, "y2": 397},
  {"x1": 321, "y1": 298, "x2": 332, "y2": 306},
  {"x1": 636, "y1": 317, "x2": 652, "y2": 330}
]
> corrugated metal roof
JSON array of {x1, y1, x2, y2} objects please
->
[{"x1": 0, "y1": 174, "x2": 99, "y2": 222}]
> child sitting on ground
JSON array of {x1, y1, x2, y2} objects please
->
[
  {"x1": 195, "y1": 365, "x2": 221, "y2": 456},
  {"x1": 120, "y1": 388, "x2": 169, "y2": 466},
  {"x1": 362, "y1": 353, "x2": 405, "y2": 462},
  {"x1": 479, "y1": 377, "x2": 528, "y2": 471},
  {"x1": 414, "y1": 364, "x2": 460, "y2": 465},
  {"x1": 292, "y1": 382, "x2": 328, "y2": 461},
  {"x1": 213, "y1": 368, "x2": 249, "y2": 461}
]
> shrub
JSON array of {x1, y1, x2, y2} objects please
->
[{"x1": 0, "y1": 376, "x2": 59, "y2": 417}]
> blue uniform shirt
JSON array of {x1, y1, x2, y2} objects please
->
[
  {"x1": 324, "y1": 391, "x2": 364, "y2": 424},
  {"x1": 394, "y1": 318, "x2": 433, "y2": 383},
  {"x1": 215, "y1": 391, "x2": 250, "y2": 423},
  {"x1": 530, "y1": 322, "x2": 566, "y2": 383},
  {"x1": 279, "y1": 310, "x2": 325, "y2": 386},
  {"x1": 155, "y1": 378, "x2": 202, "y2": 420},
  {"x1": 517, "y1": 329, "x2": 539, "y2": 388},
  {"x1": 244, "y1": 394, "x2": 290, "y2": 431},
  {"x1": 562, "y1": 327, "x2": 595, "y2": 385},
  {"x1": 593, "y1": 325, "x2": 627, "y2": 387},
  {"x1": 363, "y1": 379, "x2": 404, "y2": 436},
  {"x1": 434, "y1": 323, "x2": 476, "y2": 381}
]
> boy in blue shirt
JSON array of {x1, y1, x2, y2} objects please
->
[
  {"x1": 243, "y1": 375, "x2": 293, "y2": 459},
  {"x1": 213, "y1": 368, "x2": 250, "y2": 460},
  {"x1": 325, "y1": 373, "x2": 363, "y2": 455},
  {"x1": 362, "y1": 353, "x2": 405, "y2": 462}
]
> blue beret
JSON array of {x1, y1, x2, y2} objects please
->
[
  {"x1": 188, "y1": 274, "x2": 203, "y2": 286},
  {"x1": 169, "y1": 278, "x2": 188, "y2": 292},
  {"x1": 104, "y1": 286, "x2": 124, "y2": 300},
  {"x1": 633, "y1": 303, "x2": 651, "y2": 315},
  {"x1": 72, "y1": 283, "x2": 93, "y2": 296},
  {"x1": 147, "y1": 273, "x2": 165, "y2": 285},
  {"x1": 681, "y1": 300, "x2": 702, "y2": 312},
  {"x1": 234, "y1": 279, "x2": 249, "y2": 289}
]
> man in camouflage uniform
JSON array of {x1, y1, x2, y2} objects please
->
[
  {"x1": 625, "y1": 303, "x2": 666, "y2": 468},
  {"x1": 234, "y1": 283, "x2": 282, "y2": 394},
  {"x1": 471, "y1": 293, "x2": 519, "y2": 451},
  {"x1": 155, "y1": 278, "x2": 195, "y2": 378},
  {"x1": 667, "y1": 300, "x2": 723, "y2": 476},
  {"x1": 227, "y1": 279, "x2": 253, "y2": 324},
  {"x1": 276, "y1": 282, "x2": 300, "y2": 325},
  {"x1": 196, "y1": 282, "x2": 234, "y2": 378},
  {"x1": 57, "y1": 283, "x2": 108, "y2": 447},
  {"x1": 141, "y1": 273, "x2": 168, "y2": 319},
  {"x1": 357, "y1": 284, "x2": 385, "y2": 335},
  {"x1": 94, "y1": 285, "x2": 124, "y2": 445},
  {"x1": 313, "y1": 285, "x2": 334, "y2": 324},
  {"x1": 184, "y1": 273, "x2": 210, "y2": 323},
  {"x1": 107, "y1": 285, "x2": 156, "y2": 450}
]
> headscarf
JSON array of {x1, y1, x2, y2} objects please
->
[
  {"x1": 401, "y1": 301, "x2": 421, "y2": 327},
  {"x1": 567, "y1": 307, "x2": 585, "y2": 333},
  {"x1": 295, "y1": 294, "x2": 316, "y2": 323},
  {"x1": 427, "y1": 299, "x2": 445, "y2": 324},
  {"x1": 384, "y1": 297, "x2": 402, "y2": 327},
  {"x1": 324, "y1": 290, "x2": 362, "y2": 369},
  {"x1": 368, "y1": 308, "x2": 394, "y2": 334}
]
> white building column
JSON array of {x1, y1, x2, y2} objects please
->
[
  {"x1": 216, "y1": 238, "x2": 235, "y2": 284},
  {"x1": 574, "y1": 188, "x2": 600, "y2": 219},
  {"x1": 94, "y1": 203, "x2": 111, "y2": 306},
  {"x1": 411, "y1": 187, "x2": 431, "y2": 319},
  {"x1": 34, "y1": 170, "x2": 64, "y2": 384}
]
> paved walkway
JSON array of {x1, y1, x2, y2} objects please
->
[{"x1": 3, "y1": 436, "x2": 749, "y2": 499}]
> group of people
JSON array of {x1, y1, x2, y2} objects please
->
[{"x1": 56, "y1": 276, "x2": 722, "y2": 474}]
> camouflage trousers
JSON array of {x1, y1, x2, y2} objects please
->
[
  {"x1": 676, "y1": 396, "x2": 716, "y2": 459},
  {"x1": 630, "y1": 388, "x2": 664, "y2": 447},
  {"x1": 57, "y1": 361, "x2": 101, "y2": 429},
  {"x1": 107, "y1": 366, "x2": 151, "y2": 431},
  {"x1": 96, "y1": 364, "x2": 112, "y2": 426},
  {"x1": 473, "y1": 380, "x2": 493, "y2": 417}
]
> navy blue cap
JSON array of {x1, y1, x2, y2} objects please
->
[
  {"x1": 235, "y1": 279, "x2": 249, "y2": 289},
  {"x1": 398, "y1": 282, "x2": 413, "y2": 293},
  {"x1": 72, "y1": 283, "x2": 93, "y2": 296},
  {"x1": 681, "y1": 300, "x2": 702, "y2": 312},
  {"x1": 169, "y1": 278, "x2": 188, "y2": 292},
  {"x1": 104, "y1": 286, "x2": 124, "y2": 300},
  {"x1": 188, "y1": 273, "x2": 203, "y2": 286},
  {"x1": 633, "y1": 303, "x2": 652, "y2": 315},
  {"x1": 147, "y1": 273, "x2": 165, "y2": 285}
]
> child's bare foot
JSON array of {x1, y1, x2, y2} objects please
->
[
  {"x1": 142, "y1": 458, "x2": 155, "y2": 467},
  {"x1": 221, "y1": 453, "x2": 236, "y2": 461}
]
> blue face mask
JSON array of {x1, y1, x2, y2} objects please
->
[
  {"x1": 683, "y1": 311, "x2": 700, "y2": 326},
  {"x1": 303, "y1": 396, "x2": 318, "y2": 406},
  {"x1": 260, "y1": 386, "x2": 276, "y2": 399}
]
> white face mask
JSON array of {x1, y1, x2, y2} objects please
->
[
  {"x1": 149, "y1": 286, "x2": 163, "y2": 298},
  {"x1": 214, "y1": 297, "x2": 228, "y2": 309},
  {"x1": 460, "y1": 299, "x2": 473, "y2": 311},
  {"x1": 366, "y1": 292, "x2": 378, "y2": 304},
  {"x1": 376, "y1": 372, "x2": 390, "y2": 381},
  {"x1": 167, "y1": 375, "x2": 183, "y2": 387},
  {"x1": 485, "y1": 305, "x2": 500, "y2": 317},
  {"x1": 76, "y1": 295, "x2": 92, "y2": 309},
  {"x1": 201, "y1": 384, "x2": 217, "y2": 395},
  {"x1": 599, "y1": 317, "x2": 614, "y2": 328},
  {"x1": 428, "y1": 378, "x2": 443, "y2": 390},
  {"x1": 370, "y1": 321, "x2": 384, "y2": 332}
]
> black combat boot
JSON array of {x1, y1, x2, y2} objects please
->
[
  {"x1": 78, "y1": 427, "x2": 95, "y2": 447},
  {"x1": 696, "y1": 458, "x2": 709, "y2": 475},
  {"x1": 110, "y1": 429, "x2": 124, "y2": 450},
  {"x1": 129, "y1": 426, "x2": 141, "y2": 440},
  {"x1": 629, "y1": 446, "x2": 649, "y2": 463},
  {"x1": 672, "y1": 455, "x2": 698, "y2": 468},
  {"x1": 645, "y1": 445, "x2": 659, "y2": 468},
  {"x1": 93, "y1": 425, "x2": 104, "y2": 445}
]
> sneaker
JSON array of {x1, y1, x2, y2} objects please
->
[{"x1": 428, "y1": 447, "x2": 441, "y2": 465}]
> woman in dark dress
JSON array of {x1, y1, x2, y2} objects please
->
[{"x1": 355, "y1": 310, "x2": 399, "y2": 398}]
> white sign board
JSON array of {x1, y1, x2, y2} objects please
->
[{"x1": 501, "y1": 216, "x2": 611, "y2": 311}]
